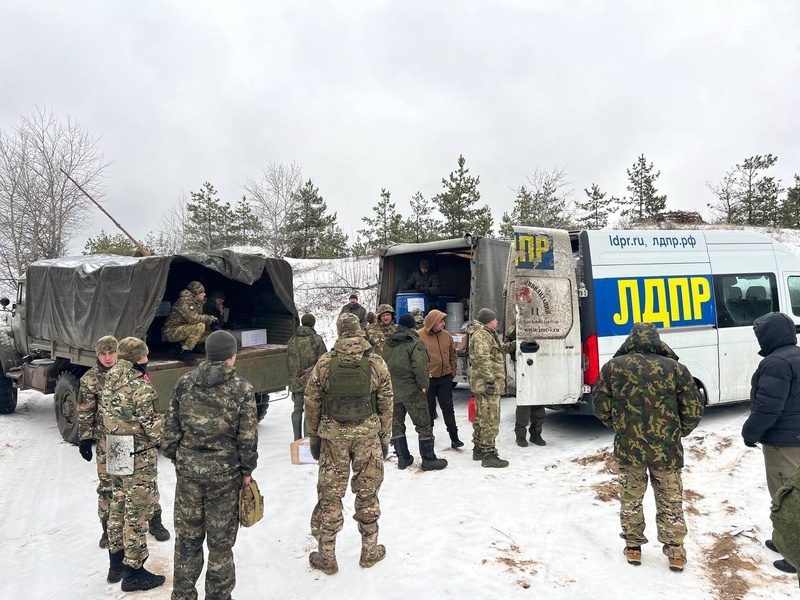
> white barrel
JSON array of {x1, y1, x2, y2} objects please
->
[{"x1": 444, "y1": 302, "x2": 464, "y2": 333}]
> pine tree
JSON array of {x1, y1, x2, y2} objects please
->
[
  {"x1": 619, "y1": 155, "x2": 667, "y2": 221},
  {"x1": 356, "y1": 188, "x2": 405, "y2": 251},
  {"x1": 780, "y1": 175, "x2": 800, "y2": 229},
  {"x1": 83, "y1": 231, "x2": 148, "y2": 256},
  {"x1": 282, "y1": 179, "x2": 348, "y2": 258},
  {"x1": 498, "y1": 167, "x2": 574, "y2": 236},
  {"x1": 575, "y1": 183, "x2": 615, "y2": 229},
  {"x1": 230, "y1": 196, "x2": 264, "y2": 246},
  {"x1": 732, "y1": 154, "x2": 780, "y2": 226},
  {"x1": 403, "y1": 191, "x2": 442, "y2": 243},
  {"x1": 432, "y1": 155, "x2": 493, "y2": 238},
  {"x1": 184, "y1": 182, "x2": 236, "y2": 251}
]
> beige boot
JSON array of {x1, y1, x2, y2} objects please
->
[
  {"x1": 359, "y1": 531, "x2": 386, "y2": 568},
  {"x1": 309, "y1": 536, "x2": 338, "y2": 575}
]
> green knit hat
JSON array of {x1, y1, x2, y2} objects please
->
[{"x1": 206, "y1": 330, "x2": 238, "y2": 361}]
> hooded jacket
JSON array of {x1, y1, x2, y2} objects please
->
[
  {"x1": 592, "y1": 322, "x2": 704, "y2": 468},
  {"x1": 383, "y1": 326, "x2": 430, "y2": 402},
  {"x1": 419, "y1": 309, "x2": 456, "y2": 378},
  {"x1": 742, "y1": 312, "x2": 800, "y2": 447}
]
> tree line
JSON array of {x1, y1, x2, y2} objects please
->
[{"x1": 1, "y1": 108, "x2": 799, "y2": 284}]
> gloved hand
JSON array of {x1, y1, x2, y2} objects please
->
[
  {"x1": 210, "y1": 322, "x2": 222, "y2": 332},
  {"x1": 508, "y1": 340, "x2": 517, "y2": 354},
  {"x1": 381, "y1": 443, "x2": 389, "y2": 459},
  {"x1": 744, "y1": 439, "x2": 757, "y2": 448},
  {"x1": 485, "y1": 381, "x2": 497, "y2": 395},
  {"x1": 79, "y1": 439, "x2": 94, "y2": 462},
  {"x1": 310, "y1": 436, "x2": 321, "y2": 461}
]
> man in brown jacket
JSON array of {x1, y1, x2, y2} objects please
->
[{"x1": 418, "y1": 309, "x2": 464, "y2": 449}]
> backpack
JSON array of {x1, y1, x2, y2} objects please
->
[
  {"x1": 770, "y1": 465, "x2": 800, "y2": 568},
  {"x1": 322, "y1": 352, "x2": 375, "y2": 423},
  {"x1": 239, "y1": 479, "x2": 264, "y2": 528}
]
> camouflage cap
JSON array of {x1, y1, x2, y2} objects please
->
[
  {"x1": 94, "y1": 335, "x2": 118, "y2": 354},
  {"x1": 419, "y1": 259, "x2": 430, "y2": 268},
  {"x1": 187, "y1": 281, "x2": 205, "y2": 295},
  {"x1": 117, "y1": 336, "x2": 149, "y2": 363},
  {"x1": 366, "y1": 311, "x2": 376, "y2": 323},
  {"x1": 377, "y1": 303, "x2": 395, "y2": 316},
  {"x1": 337, "y1": 313, "x2": 361, "y2": 335},
  {"x1": 411, "y1": 307, "x2": 422, "y2": 316}
]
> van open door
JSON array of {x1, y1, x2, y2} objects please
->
[{"x1": 505, "y1": 227, "x2": 583, "y2": 405}]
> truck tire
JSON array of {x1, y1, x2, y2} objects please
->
[
  {"x1": 255, "y1": 392, "x2": 269, "y2": 422},
  {"x1": 54, "y1": 372, "x2": 81, "y2": 445},
  {"x1": 0, "y1": 331, "x2": 20, "y2": 414},
  {"x1": 0, "y1": 377, "x2": 17, "y2": 414}
]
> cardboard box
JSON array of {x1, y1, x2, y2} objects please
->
[
  {"x1": 290, "y1": 437, "x2": 318, "y2": 465},
  {"x1": 230, "y1": 329, "x2": 268, "y2": 347},
  {"x1": 452, "y1": 332, "x2": 469, "y2": 350}
]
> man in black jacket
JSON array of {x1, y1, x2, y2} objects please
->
[{"x1": 743, "y1": 311, "x2": 800, "y2": 574}]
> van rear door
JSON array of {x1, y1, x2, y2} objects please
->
[{"x1": 506, "y1": 227, "x2": 582, "y2": 405}]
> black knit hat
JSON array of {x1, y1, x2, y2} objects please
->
[
  {"x1": 398, "y1": 314, "x2": 416, "y2": 329},
  {"x1": 301, "y1": 313, "x2": 316, "y2": 327},
  {"x1": 206, "y1": 330, "x2": 237, "y2": 361}
]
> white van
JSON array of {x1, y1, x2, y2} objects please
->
[{"x1": 505, "y1": 227, "x2": 800, "y2": 414}]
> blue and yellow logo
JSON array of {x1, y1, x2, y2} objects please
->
[
  {"x1": 513, "y1": 232, "x2": 554, "y2": 270},
  {"x1": 595, "y1": 275, "x2": 716, "y2": 336}
]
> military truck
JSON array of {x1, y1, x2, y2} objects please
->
[
  {"x1": 0, "y1": 249, "x2": 297, "y2": 443},
  {"x1": 377, "y1": 235, "x2": 511, "y2": 386}
]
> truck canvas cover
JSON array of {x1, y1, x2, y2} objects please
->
[{"x1": 25, "y1": 249, "x2": 297, "y2": 351}]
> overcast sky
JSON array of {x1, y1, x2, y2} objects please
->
[{"x1": 2, "y1": 0, "x2": 799, "y2": 253}]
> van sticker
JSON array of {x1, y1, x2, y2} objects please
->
[
  {"x1": 513, "y1": 278, "x2": 575, "y2": 338},
  {"x1": 513, "y1": 232, "x2": 554, "y2": 270},
  {"x1": 595, "y1": 275, "x2": 715, "y2": 336}
]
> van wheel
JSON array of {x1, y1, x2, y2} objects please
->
[
  {"x1": 54, "y1": 372, "x2": 81, "y2": 445},
  {"x1": 0, "y1": 377, "x2": 17, "y2": 414},
  {"x1": 256, "y1": 392, "x2": 269, "y2": 422}
]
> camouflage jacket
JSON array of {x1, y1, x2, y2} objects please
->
[
  {"x1": 339, "y1": 302, "x2": 368, "y2": 327},
  {"x1": 304, "y1": 331, "x2": 393, "y2": 444},
  {"x1": 383, "y1": 326, "x2": 430, "y2": 402},
  {"x1": 78, "y1": 361, "x2": 112, "y2": 442},
  {"x1": 287, "y1": 326, "x2": 327, "y2": 392},
  {"x1": 592, "y1": 322, "x2": 704, "y2": 469},
  {"x1": 403, "y1": 271, "x2": 441, "y2": 296},
  {"x1": 468, "y1": 320, "x2": 513, "y2": 395},
  {"x1": 164, "y1": 289, "x2": 215, "y2": 332},
  {"x1": 162, "y1": 361, "x2": 258, "y2": 479},
  {"x1": 364, "y1": 322, "x2": 396, "y2": 356},
  {"x1": 99, "y1": 360, "x2": 163, "y2": 451}
]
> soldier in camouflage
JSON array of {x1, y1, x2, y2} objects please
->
[
  {"x1": 339, "y1": 292, "x2": 368, "y2": 328},
  {"x1": 78, "y1": 336, "x2": 171, "y2": 550},
  {"x1": 304, "y1": 313, "x2": 393, "y2": 575},
  {"x1": 592, "y1": 322, "x2": 704, "y2": 572},
  {"x1": 287, "y1": 313, "x2": 327, "y2": 440},
  {"x1": 364, "y1": 304, "x2": 396, "y2": 356},
  {"x1": 384, "y1": 313, "x2": 447, "y2": 471},
  {"x1": 77, "y1": 335, "x2": 119, "y2": 549},
  {"x1": 402, "y1": 259, "x2": 441, "y2": 298},
  {"x1": 410, "y1": 308, "x2": 425, "y2": 330},
  {"x1": 100, "y1": 337, "x2": 166, "y2": 591},
  {"x1": 163, "y1": 330, "x2": 258, "y2": 600},
  {"x1": 163, "y1": 281, "x2": 219, "y2": 363},
  {"x1": 468, "y1": 308, "x2": 515, "y2": 468}
]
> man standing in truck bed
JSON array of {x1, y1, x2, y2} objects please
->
[{"x1": 163, "y1": 281, "x2": 220, "y2": 363}]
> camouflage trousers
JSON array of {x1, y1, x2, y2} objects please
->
[
  {"x1": 514, "y1": 405, "x2": 545, "y2": 439},
  {"x1": 107, "y1": 449, "x2": 158, "y2": 569},
  {"x1": 172, "y1": 475, "x2": 240, "y2": 600},
  {"x1": 310, "y1": 436, "x2": 384, "y2": 550},
  {"x1": 618, "y1": 465, "x2": 686, "y2": 554},
  {"x1": 95, "y1": 437, "x2": 161, "y2": 522},
  {"x1": 472, "y1": 392, "x2": 501, "y2": 453},
  {"x1": 391, "y1": 390, "x2": 433, "y2": 439},
  {"x1": 165, "y1": 323, "x2": 209, "y2": 351}
]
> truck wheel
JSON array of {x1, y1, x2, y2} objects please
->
[
  {"x1": 54, "y1": 372, "x2": 81, "y2": 445},
  {"x1": 255, "y1": 392, "x2": 269, "y2": 422},
  {"x1": 0, "y1": 377, "x2": 17, "y2": 414}
]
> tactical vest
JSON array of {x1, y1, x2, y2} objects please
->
[{"x1": 322, "y1": 352, "x2": 376, "y2": 423}]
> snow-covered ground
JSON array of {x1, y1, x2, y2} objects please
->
[{"x1": 3, "y1": 226, "x2": 800, "y2": 599}]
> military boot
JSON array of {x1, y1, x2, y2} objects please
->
[
  {"x1": 120, "y1": 561, "x2": 166, "y2": 591},
  {"x1": 359, "y1": 531, "x2": 386, "y2": 568},
  {"x1": 481, "y1": 451, "x2": 509, "y2": 468},
  {"x1": 99, "y1": 518, "x2": 109, "y2": 549},
  {"x1": 472, "y1": 446, "x2": 485, "y2": 461},
  {"x1": 149, "y1": 509, "x2": 171, "y2": 541},
  {"x1": 291, "y1": 411, "x2": 303, "y2": 441},
  {"x1": 448, "y1": 428, "x2": 464, "y2": 449},
  {"x1": 107, "y1": 549, "x2": 124, "y2": 583},
  {"x1": 419, "y1": 437, "x2": 448, "y2": 471},
  {"x1": 530, "y1": 429, "x2": 547, "y2": 446},
  {"x1": 516, "y1": 435, "x2": 528, "y2": 447},
  {"x1": 392, "y1": 436, "x2": 414, "y2": 470},
  {"x1": 309, "y1": 537, "x2": 338, "y2": 575}
]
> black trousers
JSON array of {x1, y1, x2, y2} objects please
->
[{"x1": 427, "y1": 374, "x2": 457, "y2": 432}]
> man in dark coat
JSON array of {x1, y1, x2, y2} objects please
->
[
  {"x1": 743, "y1": 311, "x2": 800, "y2": 574},
  {"x1": 339, "y1": 293, "x2": 368, "y2": 328},
  {"x1": 593, "y1": 322, "x2": 703, "y2": 573}
]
